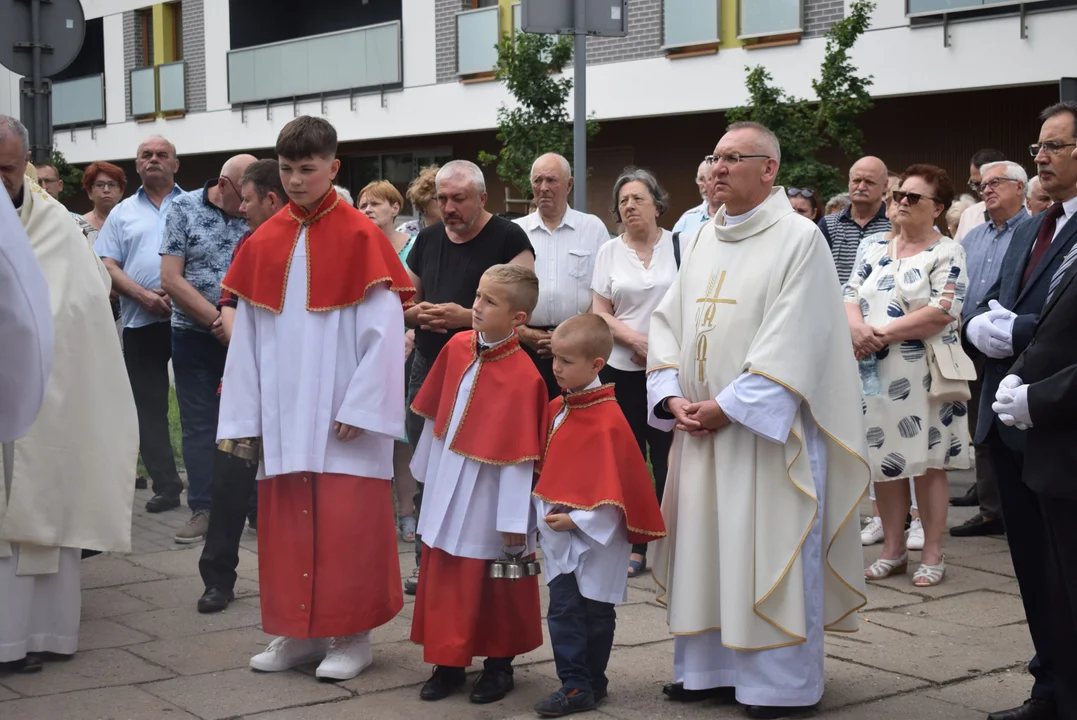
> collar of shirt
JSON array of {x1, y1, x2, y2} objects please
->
[
  {"x1": 839, "y1": 202, "x2": 888, "y2": 226},
  {"x1": 134, "y1": 183, "x2": 183, "y2": 205},
  {"x1": 1061, "y1": 195, "x2": 1077, "y2": 224},
  {"x1": 987, "y1": 207, "x2": 1029, "y2": 233},
  {"x1": 522, "y1": 207, "x2": 578, "y2": 234},
  {"x1": 477, "y1": 331, "x2": 514, "y2": 351}
]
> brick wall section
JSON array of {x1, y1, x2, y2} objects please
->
[
  {"x1": 436, "y1": 0, "x2": 472, "y2": 83},
  {"x1": 586, "y1": 0, "x2": 663, "y2": 66},
  {"x1": 804, "y1": 0, "x2": 844, "y2": 38},
  {"x1": 122, "y1": 11, "x2": 144, "y2": 121},
  {"x1": 182, "y1": 0, "x2": 206, "y2": 112}
]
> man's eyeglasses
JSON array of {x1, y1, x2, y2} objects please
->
[
  {"x1": 219, "y1": 175, "x2": 241, "y2": 197},
  {"x1": 39, "y1": 177, "x2": 61, "y2": 185},
  {"x1": 979, "y1": 177, "x2": 1019, "y2": 192},
  {"x1": 1029, "y1": 141, "x2": 1077, "y2": 157},
  {"x1": 705, "y1": 153, "x2": 772, "y2": 166},
  {"x1": 967, "y1": 180, "x2": 981, "y2": 194},
  {"x1": 787, "y1": 187, "x2": 814, "y2": 198},
  {"x1": 93, "y1": 181, "x2": 120, "y2": 191},
  {"x1": 892, "y1": 190, "x2": 940, "y2": 206}
]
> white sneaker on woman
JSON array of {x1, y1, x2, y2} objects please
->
[
  {"x1": 315, "y1": 632, "x2": 373, "y2": 680},
  {"x1": 250, "y1": 636, "x2": 329, "y2": 672},
  {"x1": 861, "y1": 517, "x2": 884, "y2": 546},
  {"x1": 906, "y1": 518, "x2": 925, "y2": 551}
]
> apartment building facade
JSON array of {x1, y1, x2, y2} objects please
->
[{"x1": 1, "y1": 0, "x2": 1075, "y2": 223}]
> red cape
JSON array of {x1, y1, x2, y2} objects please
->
[
  {"x1": 533, "y1": 384, "x2": 667, "y2": 545},
  {"x1": 220, "y1": 189, "x2": 415, "y2": 313},
  {"x1": 411, "y1": 331, "x2": 548, "y2": 465}
]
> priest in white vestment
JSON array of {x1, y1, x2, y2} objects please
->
[
  {"x1": 646, "y1": 122, "x2": 869, "y2": 719},
  {"x1": 0, "y1": 119, "x2": 138, "y2": 672}
]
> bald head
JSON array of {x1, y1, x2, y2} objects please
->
[
  {"x1": 848, "y1": 156, "x2": 888, "y2": 214},
  {"x1": 530, "y1": 153, "x2": 574, "y2": 221},
  {"x1": 217, "y1": 154, "x2": 258, "y2": 217},
  {"x1": 222, "y1": 154, "x2": 258, "y2": 182}
]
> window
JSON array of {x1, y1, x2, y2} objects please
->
[
  {"x1": 738, "y1": 0, "x2": 802, "y2": 40},
  {"x1": 345, "y1": 150, "x2": 453, "y2": 216},
  {"x1": 664, "y1": 0, "x2": 720, "y2": 48}
]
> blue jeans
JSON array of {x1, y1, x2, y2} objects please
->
[
  {"x1": 547, "y1": 573, "x2": 616, "y2": 695},
  {"x1": 171, "y1": 327, "x2": 228, "y2": 513}
]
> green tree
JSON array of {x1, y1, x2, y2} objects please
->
[
  {"x1": 478, "y1": 32, "x2": 599, "y2": 200},
  {"x1": 50, "y1": 149, "x2": 83, "y2": 202},
  {"x1": 726, "y1": 1, "x2": 875, "y2": 199}
]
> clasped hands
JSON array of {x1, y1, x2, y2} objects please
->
[
  {"x1": 667, "y1": 397, "x2": 729, "y2": 436},
  {"x1": 850, "y1": 322, "x2": 888, "y2": 361},
  {"x1": 414, "y1": 301, "x2": 472, "y2": 334},
  {"x1": 992, "y1": 374, "x2": 1032, "y2": 430},
  {"x1": 519, "y1": 326, "x2": 553, "y2": 357},
  {"x1": 967, "y1": 300, "x2": 1017, "y2": 359}
]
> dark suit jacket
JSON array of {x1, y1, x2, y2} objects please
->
[
  {"x1": 1011, "y1": 244, "x2": 1077, "y2": 500},
  {"x1": 962, "y1": 209, "x2": 1077, "y2": 451}
]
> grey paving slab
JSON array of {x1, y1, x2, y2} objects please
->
[
  {"x1": 324, "y1": 640, "x2": 429, "y2": 695},
  {"x1": 0, "y1": 685, "x2": 199, "y2": 720},
  {"x1": 0, "y1": 684, "x2": 19, "y2": 702},
  {"x1": 126, "y1": 546, "x2": 209, "y2": 577},
  {"x1": 948, "y1": 550, "x2": 1018, "y2": 578},
  {"x1": 898, "y1": 589, "x2": 1028, "y2": 629},
  {"x1": 111, "y1": 598, "x2": 264, "y2": 639},
  {"x1": 821, "y1": 691, "x2": 987, "y2": 719},
  {"x1": 817, "y1": 657, "x2": 929, "y2": 710},
  {"x1": 861, "y1": 583, "x2": 925, "y2": 612},
  {"x1": 120, "y1": 575, "x2": 260, "y2": 609},
  {"x1": 126, "y1": 626, "x2": 275, "y2": 676},
  {"x1": 77, "y1": 618, "x2": 155, "y2": 650},
  {"x1": 80, "y1": 586, "x2": 157, "y2": 619},
  {"x1": 0, "y1": 648, "x2": 175, "y2": 697},
  {"x1": 79, "y1": 554, "x2": 168, "y2": 589},
  {"x1": 922, "y1": 668, "x2": 1035, "y2": 713}
]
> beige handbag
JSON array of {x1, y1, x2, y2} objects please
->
[{"x1": 925, "y1": 334, "x2": 975, "y2": 402}]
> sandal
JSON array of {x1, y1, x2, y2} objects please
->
[
  {"x1": 912, "y1": 557, "x2": 946, "y2": 587},
  {"x1": 627, "y1": 555, "x2": 647, "y2": 578},
  {"x1": 398, "y1": 515, "x2": 416, "y2": 543},
  {"x1": 865, "y1": 552, "x2": 908, "y2": 580}
]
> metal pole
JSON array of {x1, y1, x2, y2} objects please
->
[
  {"x1": 29, "y1": 0, "x2": 48, "y2": 164},
  {"x1": 572, "y1": 0, "x2": 587, "y2": 212}
]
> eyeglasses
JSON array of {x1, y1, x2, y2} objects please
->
[
  {"x1": 93, "y1": 181, "x2": 120, "y2": 190},
  {"x1": 705, "y1": 153, "x2": 772, "y2": 166},
  {"x1": 1029, "y1": 141, "x2": 1077, "y2": 157},
  {"x1": 967, "y1": 180, "x2": 981, "y2": 193},
  {"x1": 979, "y1": 177, "x2": 1019, "y2": 192},
  {"x1": 219, "y1": 175, "x2": 241, "y2": 196},
  {"x1": 892, "y1": 190, "x2": 940, "y2": 206},
  {"x1": 787, "y1": 187, "x2": 814, "y2": 198},
  {"x1": 39, "y1": 177, "x2": 61, "y2": 185}
]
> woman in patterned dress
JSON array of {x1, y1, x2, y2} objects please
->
[{"x1": 844, "y1": 165, "x2": 970, "y2": 587}]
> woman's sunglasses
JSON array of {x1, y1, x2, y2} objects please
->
[
  {"x1": 787, "y1": 187, "x2": 814, "y2": 198},
  {"x1": 892, "y1": 190, "x2": 940, "y2": 206}
]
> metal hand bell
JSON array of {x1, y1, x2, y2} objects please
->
[{"x1": 489, "y1": 547, "x2": 541, "y2": 582}]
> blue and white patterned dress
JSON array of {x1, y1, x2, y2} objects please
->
[{"x1": 844, "y1": 233, "x2": 971, "y2": 482}]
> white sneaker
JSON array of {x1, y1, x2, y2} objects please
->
[
  {"x1": 906, "y1": 518, "x2": 925, "y2": 551},
  {"x1": 250, "y1": 636, "x2": 329, "y2": 672},
  {"x1": 861, "y1": 517, "x2": 884, "y2": 546},
  {"x1": 315, "y1": 632, "x2": 373, "y2": 680}
]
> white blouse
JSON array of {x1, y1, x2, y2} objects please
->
[{"x1": 591, "y1": 229, "x2": 678, "y2": 372}]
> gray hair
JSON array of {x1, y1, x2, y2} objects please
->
[
  {"x1": 436, "y1": 160, "x2": 486, "y2": 195},
  {"x1": 334, "y1": 184, "x2": 354, "y2": 206},
  {"x1": 611, "y1": 167, "x2": 669, "y2": 223},
  {"x1": 979, "y1": 160, "x2": 1028, "y2": 186},
  {"x1": 1026, "y1": 175, "x2": 1042, "y2": 199},
  {"x1": 531, "y1": 153, "x2": 571, "y2": 181},
  {"x1": 826, "y1": 192, "x2": 851, "y2": 213},
  {"x1": 0, "y1": 115, "x2": 30, "y2": 156},
  {"x1": 726, "y1": 121, "x2": 782, "y2": 165}
]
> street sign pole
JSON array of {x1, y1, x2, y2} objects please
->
[
  {"x1": 29, "y1": 0, "x2": 48, "y2": 163},
  {"x1": 573, "y1": 0, "x2": 587, "y2": 213}
]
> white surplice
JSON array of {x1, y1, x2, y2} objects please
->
[
  {"x1": 534, "y1": 378, "x2": 632, "y2": 606},
  {"x1": 410, "y1": 333, "x2": 536, "y2": 560},
  {"x1": 648, "y1": 369, "x2": 828, "y2": 707},
  {"x1": 217, "y1": 227, "x2": 405, "y2": 480}
]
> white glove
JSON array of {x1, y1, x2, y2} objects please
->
[
  {"x1": 984, "y1": 300, "x2": 1016, "y2": 356},
  {"x1": 993, "y1": 377, "x2": 1032, "y2": 429},
  {"x1": 967, "y1": 313, "x2": 1009, "y2": 358}
]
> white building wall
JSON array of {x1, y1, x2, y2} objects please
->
[
  {"x1": 104, "y1": 14, "x2": 126, "y2": 125},
  {"x1": 203, "y1": 0, "x2": 231, "y2": 113}
]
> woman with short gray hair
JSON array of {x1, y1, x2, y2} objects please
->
[{"x1": 590, "y1": 167, "x2": 675, "y2": 578}]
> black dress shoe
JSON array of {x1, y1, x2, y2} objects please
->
[
  {"x1": 745, "y1": 704, "x2": 815, "y2": 719},
  {"x1": 145, "y1": 493, "x2": 181, "y2": 513},
  {"x1": 469, "y1": 668, "x2": 514, "y2": 704},
  {"x1": 950, "y1": 514, "x2": 1005, "y2": 537},
  {"x1": 950, "y1": 486, "x2": 979, "y2": 507},
  {"x1": 197, "y1": 587, "x2": 235, "y2": 614},
  {"x1": 662, "y1": 682, "x2": 736, "y2": 703},
  {"x1": 420, "y1": 665, "x2": 466, "y2": 701},
  {"x1": 135, "y1": 475, "x2": 148, "y2": 490},
  {"x1": 987, "y1": 698, "x2": 1057, "y2": 720}
]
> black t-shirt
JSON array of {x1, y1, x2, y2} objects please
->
[{"x1": 407, "y1": 214, "x2": 535, "y2": 360}]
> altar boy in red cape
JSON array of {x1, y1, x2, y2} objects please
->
[
  {"x1": 409, "y1": 264, "x2": 547, "y2": 704},
  {"x1": 217, "y1": 116, "x2": 413, "y2": 682},
  {"x1": 530, "y1": 314, "x2": 666, "y2": 716}
]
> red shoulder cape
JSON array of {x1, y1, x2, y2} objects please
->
[
  {"x1": 411, "y1": 331, "x2": 548, "y2": 465},
  {"x1": 220, "y1": 189, "x2": 415, "y2": 313},
  {"x1": 533, "y1": 385, "x2": 667, "y2": 545}
]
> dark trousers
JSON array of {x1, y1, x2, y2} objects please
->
[
  {"x1": 198, "y1": 450, "x2": 258, "y2": 592},
  {"x1": 523, "y1": 334, "x2": 561, "y2": 401},
  {"x1": 171, "y1": 328, "x2": 228, "y2": 512},
  {"x1": 547, "y1": 573, "x2": 616, "y2": 695},
  {"x1": 990, "y1": 424, "x2": 1056, "y2": 703},
  {"x1": 1039, "y1": 494, "x2": 1077, "y2": 718},
  {"x1": 406, "y1": 350, "x2": 432, "y2": 565},
  {"x1": 968, "y1": 374, "x2": 1001, "y2": 518},
  {"x1": 599, "y1": 365, "x2": 672, "y2": 555},
  {"x1": 122, "y1": 321, "x2": 182, "y2": 497}
]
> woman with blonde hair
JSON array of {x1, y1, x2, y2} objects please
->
[{"x1": 396, "y1": 165, "x2": 442, "y2": 235}]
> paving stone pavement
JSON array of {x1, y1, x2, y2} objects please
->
[{"x1": 0, "y1": 470, "x2": 1032, "y2": 719}]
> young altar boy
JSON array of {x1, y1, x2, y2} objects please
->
[
  {"x1": 531, "y1": 314, "x2": 667, "y2": 717},
  {"x1": 409, "y1": 264, "x2": 548, "y2": 704},
  {"x1": 217, "y1": 116, "x2": 413, "y2": 681}
]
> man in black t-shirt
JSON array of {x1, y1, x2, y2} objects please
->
[{"x1": 402, "y1": 160, "x2": 535, "y2": 594}]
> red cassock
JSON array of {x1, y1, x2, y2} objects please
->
[
  {"x1": 221, "y1": 189, "x2": 413, "y2": 639},
  {"x1": 533, "y1": 384, "x2": 667, "y2": 545},
  {"x1": 409, "y1": 331, "x2": 547, "y2": 665}
]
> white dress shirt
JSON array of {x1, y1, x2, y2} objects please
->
[
  {"x1": 515, "y1": 208, "x2": 610, "y2": 327},
  {"x1": 1050, "y1": 195, "x2": 1077, "y2": 242}
]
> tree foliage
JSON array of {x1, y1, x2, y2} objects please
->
[
  {"x1": 726, "y1": 1, "x2": 875, "y2": 199},
  {"x1": 50, "y1": 149, "x2": 83, "y2": 202},
  {"x1": 478, "y1": 32, "x2": 599, "y2": 200}
]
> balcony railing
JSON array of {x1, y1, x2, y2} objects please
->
[
  {"x1": 456, "y1": 6, "x2": 500, "y2": 76},
  {"x1": 227, "y1": 21, "x2": 402, "y2": 105},
  {"x1": 52, "y1": 74, "x2": 105, "y2": 127},
  {"x1": 130, "y1": 62, "x2": 187, "y2": 118},
  {"x1": 130, "y1": 66, "x2": 157, "y2": 117},
  {"x1": 907, "y1": 0, "x2": 1048, "y2": 17},
  {"x1": 738, "y1": 0, "x2": 803, "y2": 39},
  {"x1": 664, "y1": 0, "x2": 720, "y2": 48}
]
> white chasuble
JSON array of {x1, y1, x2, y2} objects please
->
[{"x1": 646, "y1": 188, "x2": 869, "y2": 653}]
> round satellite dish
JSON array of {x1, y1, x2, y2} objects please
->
[{"x1": 0, "y1": 0, "x2": 86, "y2": 77}]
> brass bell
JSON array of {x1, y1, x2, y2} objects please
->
[{"x1": 217, "y1": 437, "x2": 261, "y2": 466}]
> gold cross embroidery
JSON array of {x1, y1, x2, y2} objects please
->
[{"x1": 695, "y1": 270, "x2": 737, "y2": 329}]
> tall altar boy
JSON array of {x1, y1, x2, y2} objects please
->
[
  {"x1": 531, "y1": 314, "x2": 667, "y2": 717},
  {"x1": 409, "y1": 264, "x2": 548, "y2": 704},
  {"x1": 217, "y1": 116, "x2": 413, "y2": 682}
]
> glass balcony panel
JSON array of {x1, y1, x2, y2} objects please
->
[
  {"x1": 456, "y1": 6, "x2": 500, "y2": 75},
  {"x1": 907, "y1": 0, "x2": 1047, "y2": 15},
  {"x1": 663, "y1": 0, "x2": 720, "y2": 48},
  {"x1": 227, "y1": 22, "x2": 402, "y2": 105},
  {"x1": 52, "y1": 74, "x2": 104, "y2": 126},
  {"x1": 512, "y1": 2, "x2": 522, "y2": 35},
  {"x1": 739, "y1": 0, "x2": 802, "y2": 39},
  {"x1": 158, "y1": 61, "x2": 186, "y2": 113},
  {"x1": 130, "y1": 66, "x2": 157, "y2": 116}
]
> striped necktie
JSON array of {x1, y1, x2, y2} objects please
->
[{"x1": 1046, "y1": 246, "x2": 1077, "y2": 305}]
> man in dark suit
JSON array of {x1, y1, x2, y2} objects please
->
[{"x1": 963, "y1": 100, "x2": 1077, "y2": 720}]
